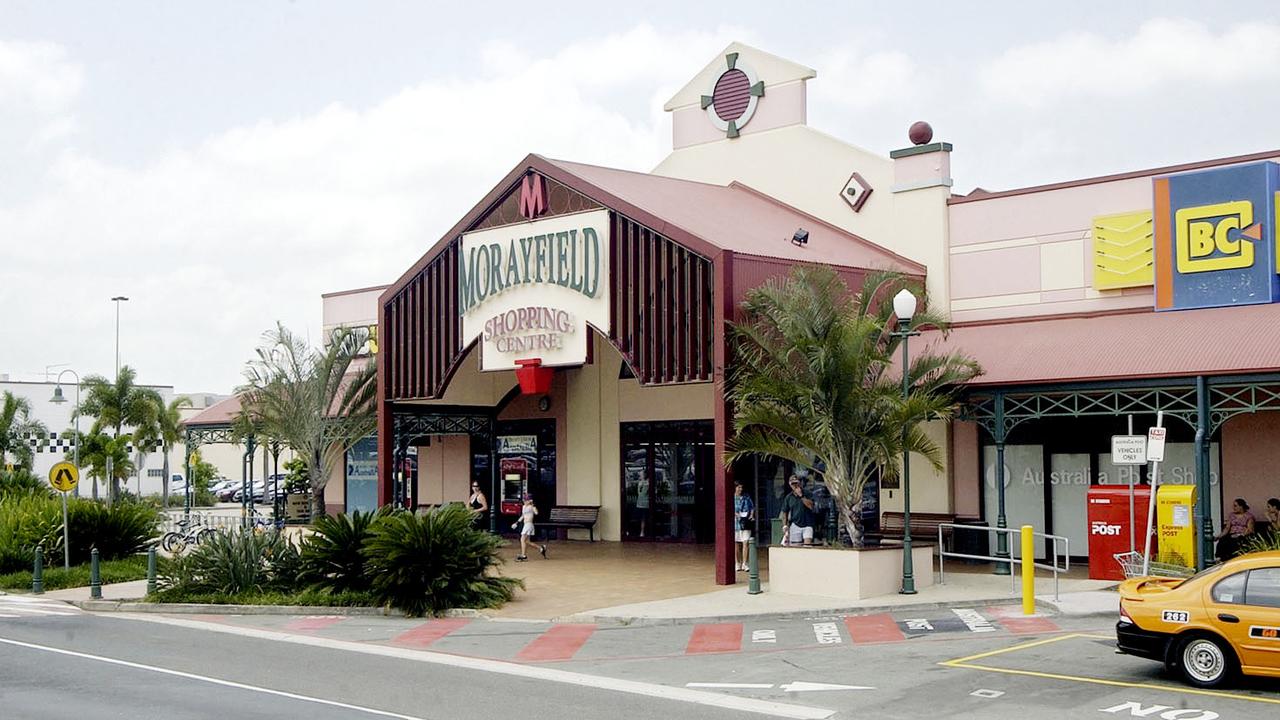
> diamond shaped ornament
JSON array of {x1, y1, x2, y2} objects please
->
[{"x1": 841, "y1": 171, "x2": 874, "y2": 213}]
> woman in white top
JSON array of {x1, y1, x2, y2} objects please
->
[{"x1": 515, "y1": 495, "x2": 546, "y2": 561}]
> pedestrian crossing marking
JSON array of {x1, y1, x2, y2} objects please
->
[{"x1": 751, "y1": 629, "x2": 777, "y2": 643}]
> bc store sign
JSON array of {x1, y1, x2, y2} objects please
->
[{"x1": 1154, "y1": 161, "x2": 1280, "y2": 310}]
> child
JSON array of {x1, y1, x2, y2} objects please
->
[{"x1": 514, "y1": 495, "x2": 546, "y2": 561}]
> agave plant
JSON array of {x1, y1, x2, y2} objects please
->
[
  {"x1": 363, "y1": 504, "x2": 522, "y2": 617},
  {"x1": 299, "y1": 507, "x2": 392, "y2": 593}
]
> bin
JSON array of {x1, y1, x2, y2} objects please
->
[{"x1": 1087, "y1": 485, "x2": 1152, "y2": 580}]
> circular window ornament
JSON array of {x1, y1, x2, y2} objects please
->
[{"x1": 701, "y1": 52, "x2": 764, "y2": 138}]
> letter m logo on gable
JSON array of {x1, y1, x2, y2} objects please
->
[{"x1": 518, "y1": 173, "x2": 549, "y2": 220}]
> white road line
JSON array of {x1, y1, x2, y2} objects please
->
[
  {"x1": 688, "y1": 683, "x2": 776, "y2": 689},
  {"x1": 4, "y1": 607, "x2": 80, "y2": 616},
  {"x1": 812, "y1": 622, "x2": 842, "y2": 645},
  {"x1": 0, "y1": 636, "x2": 429, "y2": 720},
  {"x1": 102, "y1": 613, "x2": 835, "y2": 720}
]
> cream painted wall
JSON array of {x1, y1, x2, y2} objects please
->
[{"x1": 879, "y1": 420, "x2": 952, "y2": 515}]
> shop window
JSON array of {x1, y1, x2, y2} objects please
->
[
  {"x1": 1211, "y1": 571, "x2": 1247, "y2": 604},
  {"x1": 1245, "y1": 567, "x2": 1280, "y2": 609}
]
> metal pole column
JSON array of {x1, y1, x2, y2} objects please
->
[
  {"x1": 900, "y1": 323, "x2": 916, "y2": 594},
  {"x1": 994, "y1": 392, "x2": 1011, "y2": 575},
  {"x1": 1195, "y1": 376, "x2": 1213, "y2": 570}
]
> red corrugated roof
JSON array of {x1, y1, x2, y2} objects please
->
[
  {"x1": 182, "y1": 394, "x2": 242, "y2": 427},
  {"x1": 925, "y1": 304, "x2": 1280, "y2": 387},
  {"x1": 542, "y1": 157, "x2": 925, "y2": 274}
]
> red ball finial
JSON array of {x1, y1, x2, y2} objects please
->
[{"x1": 908, "y1": 121, "x2": 933, "y2": 145}]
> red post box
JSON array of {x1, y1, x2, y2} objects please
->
[{"x1": 1086, "y1": 485, "x2": 1152, "y2": 580}]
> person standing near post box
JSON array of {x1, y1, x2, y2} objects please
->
[{"x1": 1215, "y1": 498, "x2": 1256, "y2": 561}]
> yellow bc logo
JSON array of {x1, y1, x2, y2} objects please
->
[{"x1": 1175, "y1": 200, "x2": 1261, "y2": 273}]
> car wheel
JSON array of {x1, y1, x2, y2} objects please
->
[{"x1": 1176, "y1": 634, "x2": 1236, "y2": 688}]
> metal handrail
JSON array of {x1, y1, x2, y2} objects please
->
[{"x1": 937, "y1": 522, "x2": 1071, "y2": 600}]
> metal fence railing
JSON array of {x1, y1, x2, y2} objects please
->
[{"x1": 938, "y1": 523, "x2": 1070, "y2": 600}]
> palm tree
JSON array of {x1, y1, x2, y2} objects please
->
[
  {"x1": 726, "y1": 266, "x2": 981, "y2": 547},
  {"x1": 240, "y1": 324, "x2": 377, "y2": 517},
  {"x1": 71, "y1": 428, "x2": 135, "y2": 494},
  {"x1": 157, "y1": 396, "x2": 192, "y2": 507},
  {"x1": 1, "y1": 391, "x2": 48, "y2": 470},
  {"x1": 78, "y1": 366, "x2": 162, "y2": 503}
]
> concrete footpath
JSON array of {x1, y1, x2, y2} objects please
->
[{"x1": 24, "y1": 570, "x2": 1118, "y2": 625}]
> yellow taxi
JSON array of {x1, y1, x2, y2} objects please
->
[{"x1": 1117, "y1": 550, "x2": 1280, "y2": 687}]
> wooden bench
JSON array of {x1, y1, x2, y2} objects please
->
[
  {"x1": 880, "y1": 512, "x2": 956, "y2": 543},
  {"x1": 540, "y1": 505, "x2": 602, "y2": 542}
]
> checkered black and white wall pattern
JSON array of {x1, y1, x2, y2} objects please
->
[{"x1": 18, "y1": 431, "x2": 162, "y2": 455}]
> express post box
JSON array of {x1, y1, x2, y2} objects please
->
[
  {"x1": 1156, "y1": 484, "x2": 1197, "y2": 570},
  {"x1": 1087, "y1": 485, "x2": 1152, "y2": 580}
]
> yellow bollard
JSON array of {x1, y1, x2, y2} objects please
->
[{"x1": 1021, "y1": 525, "x2": 1035, "y2": 616}]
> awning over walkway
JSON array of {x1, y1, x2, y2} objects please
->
[{"x1": 925, "y1": 303, "x2": 1280, "y2": 387}]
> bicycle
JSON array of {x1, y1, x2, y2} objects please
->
[{"x1": 161, "y1": 515, "x2": 216, "y2": 553}]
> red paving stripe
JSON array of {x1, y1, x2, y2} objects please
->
[
  {"x1": 999, "y1": 617, "x2": 1060, "y2": 634},
  {"x1": 685, "y1": 623, "x2": 744, "y2": 654},
  {"x1": 843, "y1": 614, "x2": 906, "y2": 644},
  {"x1": 516, "y1": 624, "x2": 598, "y2": 662},
  {"x1": 390, "y1": 618, "x2": 472, "y2": 648},
  {"x1": 984, "y1": 606, "x2": 1060, "y2": 634},
  {"x1": 283, "y1": 616, "x2": 344, "y2": 632}
]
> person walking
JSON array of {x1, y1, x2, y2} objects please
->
[
  {"x1": 733, "y1": 481, "x2": 755, "y2": 571},
  {"x1": 781, "y1": 475, "x2": 817, "y2": 547},
  {"x1": 468, "y1": 482, "x2": 489, "y2": 531},
  {"x1": 1215, "y1": 498, "x2": 1256, "y2": 561},
  {"x1": 514, "y1": 495, "x2": 546, "y2": 561}
]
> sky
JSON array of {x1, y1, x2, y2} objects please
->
[{"x1": 4, "y1": 1, "x2": 1280, "y2": 393}]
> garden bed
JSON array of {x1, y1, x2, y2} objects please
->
[{"x1": 0, "y1": 554, "x2": 149, "y2": 591}]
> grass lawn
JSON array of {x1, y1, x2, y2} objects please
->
[{"x1": 0, "y1": 554, "x2": 150, "y2": 591}]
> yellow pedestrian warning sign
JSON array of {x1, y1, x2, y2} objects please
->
[{"x1": 49, "y1": 461, "x2": 79, "y2": 493}]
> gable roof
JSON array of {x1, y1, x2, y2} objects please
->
[
  {"x1": 663, "y1": 42, "x2": 817, "y2": 111},
  {"x1": 382, "y1": 153, "x2": 923, "y2": 304}
]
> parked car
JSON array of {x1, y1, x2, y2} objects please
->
[
  {"x1": 1116, "y1": 550, "x2": 1280, "y2": 687},
  {"x1": 209, "y1": 479, "x2": 239, "y2": 500},
  {"x1": 232, "y1": 480, "x2": 268, "y2": 503}
]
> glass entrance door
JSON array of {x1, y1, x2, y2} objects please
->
[{"x1": 621, "y1": 421, "x2": 713, "y2": 542}]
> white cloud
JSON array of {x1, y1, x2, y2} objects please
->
[
  {"x1": 0, "y1": 39, "x2": 82, "y2": 113},
  {"x1": 0, "y1": 25, "x2": 740, "y2": 392},
  {"x1": 980, "y1": 18, "x2": 1280, "y2": 107}
]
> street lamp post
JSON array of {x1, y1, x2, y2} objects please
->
[
  {"x1": 892, "y1": 289, "x2": 920, "y2": 595},
  {"x1": 108, "y1": 296, "x2": 128, "y2": 505},
  {"x1": 50, "y1": 370, "x2": 81, "y2": 569}
]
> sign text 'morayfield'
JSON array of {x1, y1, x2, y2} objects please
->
[{"x1": 458, "y1": 224, "x2": 602, "y2": 314}]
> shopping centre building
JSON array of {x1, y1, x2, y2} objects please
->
[{"x1": 319, "y1": 43, "x2": 1280, "y2": 584}]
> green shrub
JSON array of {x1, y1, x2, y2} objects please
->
[
  {"x1": 148, "y1": 587, "x2": 377, "y2": 607},
  {"x1": 64, "y1": 499, "x2": 160, "y2": 564},
  {"x1": 0, "y1": 495, "x2": 63, "y2": 573},
  {"x1": 299, "y1": 507, "x2": 391, "y2": 593},
  {"x1": 0, "y1": 468, "x2": 55, "y2": 498},
  {"x1": 363, "y1": 504, "x2": 521, "y2": 617},
  {"x1": 1240, "y1": 530, "x2": 1280, "y2": 555},
  {"x1": 158, "y1": 528, "x2": 301, "y2": 596}
]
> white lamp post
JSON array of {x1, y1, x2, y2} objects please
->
[{"x1": 891, "y1": 289, "x2": 919, "y2": 594}]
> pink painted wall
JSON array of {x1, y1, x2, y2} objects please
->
[
  {"x1": 950, "y1": 245, "x2": 1041, "y2": 299},
  {"x1": 951, "y1": 421, "x2": 981, "y2": 518},
  {"x1": 949, "y1": 177, "x2": 1153, "y2": 247},
  {"x1": 1221, "y1": 411, "x2": 1280, "y2": 516},
  {"x1": 672, "y1": 80, "x2": 807, "y2": 149}
]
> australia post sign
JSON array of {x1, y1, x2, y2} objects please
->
[
  {"x1": 458, "y1": 208, "x2": 610, "y2": 371},
  {"x1": 1154, "y1": 161, "x2": 1280, "y2": 311}
]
